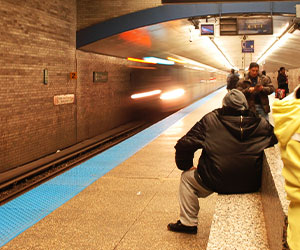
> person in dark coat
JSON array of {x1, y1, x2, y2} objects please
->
[
  {"x1": 226, "y1": 69, "x2": 239, "y2": 91},
  {"x1": 167, "y1": 89, "x2": 277, "y2": 234},
  {"x1": 277, "y1": 67, "x2": 289, "y2": 95},
  {"x1": 262, "y1": 70, "x2": 271, "y2": 83},
  {"x1": 236, "y1": 62, "x2": 274, "y2": 120},
  {"x1": 226, "y1": 74, "x2": 239, "y2": 91}
]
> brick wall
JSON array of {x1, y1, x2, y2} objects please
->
[
  {"x1": 76, "y1": 50, "x2": 134, "y2": 141},
  {"x1": 0, "y1": 0, "x2": 226, "y2": 174},
  {"x1": 0, "y1": 0, "x2": 138, "y2": 172},
  {"x1": 0, "y1": 0, "x2": 77, "y2": 171},
  {"x1": 77, "y1": 0, "x2": 161, "y2": 30}
]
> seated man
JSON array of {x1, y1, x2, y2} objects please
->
[
  {"x1": 168, "y1": 89, "x2": 278, "y2": 234},
  {"x1": 226, "y1": 74, "x2": 239, "y2": 91}
]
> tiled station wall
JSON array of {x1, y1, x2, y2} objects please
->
[
  {"x1": 283, "y1": 68, "x2": 300, "y2": 91},
  {"x1": 0, "y1": 0, "x2": 225, "y2": 172},
  {"x1": 0, "y1": 0, "x2": 77, "y2": 172},
  {"x1": 76, "y1": 51, "x2": 134, "y2": 142},
  {"x1": 77, "y1": 0, "x2": 161, "y2": 30}
]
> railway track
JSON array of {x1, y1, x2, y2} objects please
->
[{"x1": 0, "y1": 121, "x2": 149, "y2": 205}]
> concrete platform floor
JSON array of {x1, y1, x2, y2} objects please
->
[{"x1": 3, "y1": 89, "x2": 227, "y2": 250}]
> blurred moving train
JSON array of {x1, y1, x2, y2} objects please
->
[{"x1": 128, "y1": 62, "x2": 226, "y2": 117}]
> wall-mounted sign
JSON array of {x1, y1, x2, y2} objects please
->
[
  {"x1": 70, "y1": 72, "x2": 77, "y2": 79},
  {"x1": 43, "y1": 69, "x2": 48, "y2": 84},
  {"x1": 54, "y1": 94, "x2": 75, "y2": 105},
  {"x1": 237, "y1": 18, "x2": 273, "y2": 35},
  {"x1": 242, "y1": 40, "x2": 254, "y2": 53},
  {"x1": 93, "y1": 71, "x2": 108, "y2": 83}
]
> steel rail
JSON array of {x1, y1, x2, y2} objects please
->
[{"x1": 0, "y1": 122, "x2": 146, "y2": 205}]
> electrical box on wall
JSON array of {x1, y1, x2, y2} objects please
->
[
  {"x1": 43, "y1": 69, "x2": 48, "y2": 84},
  {"x1": 93, "y1": 71, "x2": 108, "y2": 83}
]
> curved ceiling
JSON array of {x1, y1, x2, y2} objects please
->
[{"x1": 77, "y1": 2, "x2": 300, "y2": 73}]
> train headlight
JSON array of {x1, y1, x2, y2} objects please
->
[
  {"x1": 131, "y1": 90, "x2": 162, "y2": 99},
  {"x1": 160, "y1": 88, "x2": 185, "y2": 100}
]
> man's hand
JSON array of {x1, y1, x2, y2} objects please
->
[
  {"x1": 249, "y1": 87, "x2": 255, "y2": 93},
  {"x1": 254, "y1": 85, "x2": 264, "y2": 92}
]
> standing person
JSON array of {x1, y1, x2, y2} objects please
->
[
  {"x1": 236, "y1": 62, "x2": 274, "y2": 120},
  {"x1": 277, "y1": 67, "x2": 289, "y2": 95},
  {"x1": 262, "y1": 70, "x2": 271, "y2": 83},
  {"x1": 167, "y1": 89, "x2": 277, "y2": 234},
  {"x1": 227, "y1": 69, "x2": 235, "y2": 82},
  {"x1": 272, "y1": 85, "x2": 300, "y2": 250},
  {"x1": 226, "y1": 69, "x2": 239, "y2": 90}
]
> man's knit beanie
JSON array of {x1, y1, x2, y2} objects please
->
[{"x1": 222, "y1": 89, "x2": 249, "y2": 111}]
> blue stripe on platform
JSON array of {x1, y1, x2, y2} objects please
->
[{"x1": 0, "y1": 86, "x2": 225, "y2": 246}]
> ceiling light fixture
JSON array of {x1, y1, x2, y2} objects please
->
[
  {"x1": 167, "y1": 57, "x2": 186, "y2": 64},
  {"x1": 257, "y1": 22, "x2": 295, "y2": 65},
  {"x1": 184, "y1": 57, "x2": 217, "y2": 71},
  {"x1": 143, "y1": 57, "x2": 175, "y2": 65},
  {"x1": 127, "y1": 57, "x2": 157, "y2": 64},
  {"x1": 169, "y1": 54, "x2": 227, "y2": 73},
  {"x1": 206, "y1": 37, "x2": 237, "y2": 70},
  {"x1": 184, "y1": 65, "x2": 204, "y2": 71}
]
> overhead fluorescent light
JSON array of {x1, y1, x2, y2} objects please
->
[
  {"x1": 204, "y1": 37, "x2": 236, "y2": 70},
  {"x1": 167, "y1": 57, "x2": 186, "y2": 64},
  {"x1": 143, "y1": 57, "x2": 175, "y2": 65},
  {"x1": 169, "y1": 54, "x2": 228, "y2": 73},
  {"x1": 257, "y1": 22, "x2": 294, "y2": 64},
  {"x1": 184, "y1": 65, "x2": 205, "y2": 71},
  {"x1": 127, "y1": 57, "x2": 157, "y2": 64}
]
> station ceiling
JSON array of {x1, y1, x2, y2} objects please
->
[{"x1": 78, "y1": 2, "x2": 300, "y2": 73}]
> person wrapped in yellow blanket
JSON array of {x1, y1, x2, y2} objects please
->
[{"x1": 272, "y1": 85, "x2": 300, "y2": 250}]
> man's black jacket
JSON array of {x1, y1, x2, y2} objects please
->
[{"x1": 175, "y1": 107, "x2": 278, "y2": 194}]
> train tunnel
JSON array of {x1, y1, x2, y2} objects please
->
[
  {"x1": 2, "y1": 1, "x2": 300, "y2": 175},
  {"x1": 1, "y1": 1, "x2": 300, "y2": 249}
]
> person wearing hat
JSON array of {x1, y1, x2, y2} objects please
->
[{"x1": 168, "y1": 89, "x2": 278, "y2": 234}]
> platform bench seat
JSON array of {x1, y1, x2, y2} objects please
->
[
  {"x1": 206, "y1": 192, "x2": 269, "y2": 250},
  {"x1": 261, "y1": 146, "x2": 289, "y2": 250},
  {"x1": 207, "y1": 146, "x2": 288, "y2": 250}
]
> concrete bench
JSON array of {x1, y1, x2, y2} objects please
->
[
  {"x1": 261, "y1": 146, "x2": 289, "y2": 250},
  {"x1": 207, "y1": 192, "x2": 269, "y2": 250},
  {"x1": 207, "y1": 146, "x2": 288, "y2": 250}
]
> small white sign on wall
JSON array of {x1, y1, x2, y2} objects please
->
[{"x1": 54, "y1": 94, "x2": 75, "y2": 105}]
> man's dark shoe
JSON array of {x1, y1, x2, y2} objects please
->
[{"x1": 167, "y1": 220, "x2": 197, "y2": 234}]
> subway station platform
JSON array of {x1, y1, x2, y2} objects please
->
[{"x1": 1, "y1": 87, "x2": 282, "y2": 250}]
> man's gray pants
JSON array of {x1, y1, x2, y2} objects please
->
[{"x1": 179, "y1": 169, "x2": 213, "y2": 227}]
